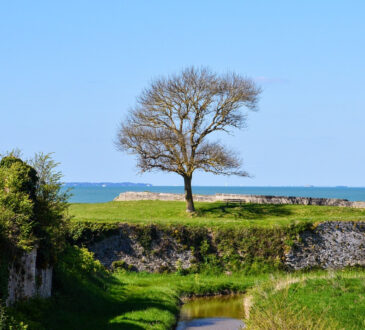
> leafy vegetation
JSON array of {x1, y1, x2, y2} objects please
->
[
  {"x1": 0, "y1": 154, "x2": 70, "y2": 264},
  {"x1": 69, "y1": 200, "x2": 365, "y2": 228},
  {"x1": 0, "y1": 153, "x2": 70, "y2": 326},
  {"x1": 0, "y1": 156, "x2": 38, "y2": 251}
]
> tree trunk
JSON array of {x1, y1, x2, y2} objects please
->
[{"x1": 183, "y1": 175, "x2": 195, "y2": 213}]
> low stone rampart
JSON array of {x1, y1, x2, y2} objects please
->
[{"x1": 114, "y1": 191, "x2": 365, "y2": 208}]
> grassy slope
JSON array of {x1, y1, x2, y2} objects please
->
[
  {"x1": 13, "y1": 246, "x2": 269, "y2": 329},
  {"x1": 15, "y1": 261, "x2": 365, "y2": 329},
  {"x1": 246, "y1": 270, "x2": 365, "y2": 329},
  {"x1": 69, "y1": 201, "x2": 365, "y2": 227}
]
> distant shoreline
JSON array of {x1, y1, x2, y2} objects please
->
[
  {"x1": 62, "y1": 186, "x2": 365, "y2": 203},
  {"x1": 63, "y1": 183, "x2": 365, "y2": 188},
  {"x1": 114, "y1": 191, "x2": 365, "y2": 208}
]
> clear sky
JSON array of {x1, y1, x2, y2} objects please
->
[{"x1": 1, "y1": 1, "x2": 364, "y2": 186}]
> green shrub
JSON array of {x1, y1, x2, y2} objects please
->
[
  {"x1": 56, "y1": 246, "x2": 105, "y2": 278},
  {"x1": 0, "y1": 154, "x2": 70, "y2": 263},
  {"x1": 0, "y1": 304, "x2": 29, "y2": 329},
  {"x1": 67, "y1": 222, "x2": 119, "y2": 245},
  {"x1": 0, "y1": 157, "x2": 37, "y2": 251}
]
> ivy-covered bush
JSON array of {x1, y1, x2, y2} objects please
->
[
  {"x1": 0, "y1": 154, "x2": 70, "y2": 264},
  {"x1": 0, "y1": 157, "x2": 38, "y2": 251}
]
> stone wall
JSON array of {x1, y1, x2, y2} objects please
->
[
  {"x1": 88, "y1": 225, "x2": 194, "y2": 272},
  {"x1": 114, "y1": 191, "x2": 365, "y2": 208},
  {"x1": 87, "y1": 222, "x2": 365, "y2": 273},
  {"x1": 285, "y1": 221, "x2": 365, "y2": 270},
  {"x1": 6, "y1": 248, "x2": 52, "y2": 305}
]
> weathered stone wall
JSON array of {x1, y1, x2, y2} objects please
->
[
  {"x1": 6, "y1": 248, "x2": 52, "y2": 305},
  {"x1": 285, "y1": 221, "x2": 365, "y2": 270},
  {"x1": 87, "y1": 222, "x2": 365, "y2": 273},
  {"x1": 114, "y1": 191, "x2": 365, "y2": 208},
  {"x1": 88, "y1": 225, "x2": 194, "y2": 272}
]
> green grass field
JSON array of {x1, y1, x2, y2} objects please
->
[{"x1": 69, "y1": 200, "x2": 365, "y2": 227}]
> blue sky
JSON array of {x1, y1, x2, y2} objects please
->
[{"x1": 1, "y1": 1, "x2": 364, "y2": 186}]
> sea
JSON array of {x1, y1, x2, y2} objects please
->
[{"x1": 63, "y1": 186, "x2": 365, "y2": 203}]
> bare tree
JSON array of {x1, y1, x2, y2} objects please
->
[{"x1": 116, "y1": 67, "x2": 261, "y2": 212}]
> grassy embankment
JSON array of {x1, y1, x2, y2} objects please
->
[
  {"x1": 245, "y1": 270, "x2": 365, "y2": 329},
  {"x1": 12, "y1": 246, "x2": 270, "y2": 329},
  {"x1": 12, "y1": 247, "x2": 365, "y2": 329},
  {"x1": 69, "y1": 200, "x2": 365, "y2": 227}
]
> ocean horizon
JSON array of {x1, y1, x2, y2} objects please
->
[{"x1": 63, "y1": 185, "x2": 365, "y2": 203}]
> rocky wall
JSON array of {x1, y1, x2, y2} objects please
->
[
  {"x1": 285, "y1": 221, "x2": 365, "y2": 270},
  {"x1": 88, "y1": 225, "x2": 194, "y2": 272},
  {"x1": 87, "y1": 222, "x2": 365, "y2": 273},
  {"x1": 6, "y1": 248, "x2": 52, "y2": 305}
]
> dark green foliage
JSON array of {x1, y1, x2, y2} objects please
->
[
  {"x1": 136, "y1": 225, "x2": 159, "y2": 251},
  {"x1": 0, "y1": 154, "x2": 70, "y2": 263},
  {"x1": 0, "y1": 304, "x2": 28, "y2": 329},
  {"x1": 67, "y1": 222, "x2": 119, "y2": 245},
  {"x1": 0, "y1": 156, "x2": 38, "y2": 203},
  {"x1": 30, "y1": 153, "x2": 71, "y2": 266},
  {"x1": 0, "y1": 156, "x2": 37, "y2": 251}
]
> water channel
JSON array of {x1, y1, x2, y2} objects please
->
[{"x1": 176, "y1": 294, "x2": 245, "y2": 330}]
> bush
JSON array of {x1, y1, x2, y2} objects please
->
[
  {"x1": 0, "y1": 304, "x2": 29, "y2": 329},
  {"x1": 0, "y1": 157, "x2": 38, "y2": 251},
  {"x1": 0, "y1": 154, "x2": 70, "y2": 264}
]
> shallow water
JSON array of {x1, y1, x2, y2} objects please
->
[{"x1": 176, "y1": 294, "x2": 245, "y2": 330}]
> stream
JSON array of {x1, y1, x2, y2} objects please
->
[{"x1": 176, "y1": 294, "x2": 245, "y2": 330}]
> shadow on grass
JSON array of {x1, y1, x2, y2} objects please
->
[
  {"x1": 14, "y1": 247, "x2": 178, "y2": 330},
  {"x1": 16, "y1": 274, "x2": 177, "y2": 330},
  {"x1": 194, "y1": 202, "x2": 293, "y2": 220}
]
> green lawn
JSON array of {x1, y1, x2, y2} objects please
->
[{"x1": 69, "y1": 200, "x2": 365, "y2": 228}]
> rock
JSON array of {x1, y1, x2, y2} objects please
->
[
  {"x1": 88, "y1": 224, "x2": 194, "y2": 272},
  {"x1": 285, "y1": 222, "x2": 365, "y2": 270}
]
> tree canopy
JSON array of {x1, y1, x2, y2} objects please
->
[{"x1": 116, "y1": 67, "x2": 261, "y2": 212}]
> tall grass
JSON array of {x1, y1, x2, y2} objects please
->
[{"x1": 245, "y1": 270, "x2": 365, "y2": 330}]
